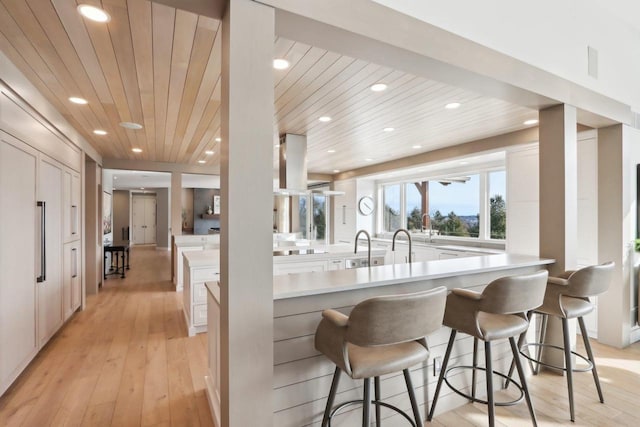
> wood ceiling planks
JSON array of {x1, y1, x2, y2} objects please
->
[{"x1": 0, "y1": 1, "x2": 536, "y2": 174}]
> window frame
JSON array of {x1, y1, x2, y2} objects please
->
[{"x1": 376, "y1": 166, "x2": 506, "y2": 242}]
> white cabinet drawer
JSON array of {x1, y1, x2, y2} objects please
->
[
  {"x1": 193, "y1": 268, "x2": 219, "y2": 281},
  {"x1": 193, "y1": 281, "x2": 209, "y2": 304},
  {"x1": 192, "y1": 304, "x2": 208, "y2": 326}
]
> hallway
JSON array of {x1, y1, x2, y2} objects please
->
[{"x1": 0, "y1": 246, "x2": 213, "y2": 427}]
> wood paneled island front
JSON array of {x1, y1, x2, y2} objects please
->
[{"x1": 206, "y1": 254, "x2": 553, "y2": 427}]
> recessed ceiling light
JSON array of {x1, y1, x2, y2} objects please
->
[
  {"x1": 215, "y1": 137, "x2": 222, "y2": 142},
  {"x1": 370, "y1": 83, "x2": 387, "y2": 92},
  {"x1": 274, "y1": 144, "x2": 280, "y2": 148},
  {"x1": 445, "y1": 102, "x2": 461, "y2": 109},
  {"x1": 333, "y1": 169, "x2": 340, "y2": 173},
  {"x1": 140, "y1": 187, "x2": 145, "y2": 190},
  {"x1": 120, "y1": 122, "x2": 143, "y2": 130},
  {"x1": 205, "y1": 150, "x2": 214, "y2": 155},
  {"x1": 327, "y1": 149, "x2": 336, "y2": 153},
  {"x1": 77, "y1": 5, "x2": 111, "y2": 23},
  {"x1": 273, "y1": 59, "x2": 290, "y2": 70},
  {"x1": 131, "y1": 148, "x2": 142, "y2": 153},
  {"x1": 113, "y1": 176, "x2": 118, "y2": 180},
  {"x1": 412, "y1": 145, "x2": 422, "y2": 149},
  {"x1": 365, "y1": 158, "x2": 373, "y2": 162},
  {"x1": 523, "y1": 119, "x2": 539, "y2": 125},
  {"x1": 198, "y1": 160, "x2": 206, "y2": 164},
  {"x1": 383, "y1": 127, "x2": 394, "y2": 132},
  {"x1": 69, "y1": 97, "x2": 88, "y2": 105},
  {"x1": 318, "y1": 116, "x2": 331, "y2": 122},
  {"x1": 93, "y1": 129, "x2": 107, "y2": 135}
]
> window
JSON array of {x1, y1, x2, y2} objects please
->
[
  {"x1": 382, "y1": 184, "x2": 401, "y2": 232},
  {"x1": 378, "y1": 170, "x2": 505, "y2": 240},
  {"x1": 312, "y1": 194, "x2": 327, "y2": 243},
  {"x1": 428, "y1": 175, "x2": 480, "y2": 238},
  {"x1": 489, "y1": 171, "x2": 506, "y2": 239},
  {"x1": 406, "y1": 183, "x2": 425, "y2": 231}
]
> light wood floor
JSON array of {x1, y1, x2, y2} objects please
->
[
  {"x1": 1, "y1": 247, "x2": 640, "y2": 427},
  {"x1": 0, "y1": 246, "x2": 213, "y2": 427}
]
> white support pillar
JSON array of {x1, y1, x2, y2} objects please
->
[
  {"x1": 539, "y1": 104, "x2": 578, "y2": 274},
  {"x1": 597, "y1": 124, "x2": 639, "y2": 348},
  {"x1": 220, "y1": 1, "x2": 274, "y2": 426},
  {"x1": 170, "y1": 172, "x2": 182, "y2": 237},
  {"x1": 538, "y1": 104, "x2": 578, "y2": 368}
]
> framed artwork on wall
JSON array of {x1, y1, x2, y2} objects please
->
[
  {"x1": 103, "y1": 191, "x2": 112, "y2": 235},
  {"x1": 213, "y1": 195, "x2": 221, "y2": 214}
]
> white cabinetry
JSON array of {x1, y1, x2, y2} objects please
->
[
  {"x1": 63, "y1": 169, "x2": 80, "y2": 243},
  {"x1": 0, "y1": 133, "x2": 39, "y2": 395},
  {"x1": 38, "y1": 157, "x2": 64, "y2": 348},
  {"x1": 63, "y1": 240, "x2": 81, "y2": 320},
  {"x1": 273, "y1": 259, "x2": 329, "y2": 275},
  {"x1": 333, "y1": 179, "x2": 357, "y2": 244},
  {"x1": 183, "y1": 250, "x2": 220, "y2": 336},
  {"x1": 0, "y1": 125, "x2": 82, "y2": 395}
]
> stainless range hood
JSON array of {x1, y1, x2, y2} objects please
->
[{"x1": 277, "y1": 133, "x2": 309, "y2": 195}]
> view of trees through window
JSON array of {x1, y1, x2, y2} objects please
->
[
  {"x1": 489, "y1": 171, "x2": 506, "y2": 239},
  {"x1": 382, "y1": 170, "x2": 507, "y2": 240}
]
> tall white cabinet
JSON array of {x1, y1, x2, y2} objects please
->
[
  {"x1": 0, "y1": 91, "x2": 83, "y2": 395},
  {"x1": 0, "y1": 134, "x2": 39, "y2": 396}
]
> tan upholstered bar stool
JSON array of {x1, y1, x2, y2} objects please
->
[
  {"x1": 314, "y1": 287, "x2": 447, "y2": 426},
  {"x1": 427, "y1": 270, "x2": 549, "y2": 427},
  {"x1": 513, "y1": 262, "x2": 614, "y2": 422}
]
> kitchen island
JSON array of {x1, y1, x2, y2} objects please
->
[{"x1": 205, "y1": 253, "x2": 553, "y2": 426}]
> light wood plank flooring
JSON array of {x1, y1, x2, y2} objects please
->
[
  {"x1": 1, "y1": 246, "x2": 640, "y2": 426},
  {"x1": 0, "y1": 246, "x2": 213, "y2": 427}
]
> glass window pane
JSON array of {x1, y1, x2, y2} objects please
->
[
  {"x1": 298, "y1": 196, "x2": 307, "y2": 239},
  {"x1": 428, "y1": 175, "x2": 480, "y2": 238},
  {"x1": 383, "y1": 184, "x2": 401, "y2": 232},
  {"x1": 313, "y1": 194, "x2": 327, "y2": 243},
  {"x1": 406, "y1": 183, "x2": 424, "y2": 231},
  {"x1": 489, "y1": 171, "x2": 507, "y2": 240}
]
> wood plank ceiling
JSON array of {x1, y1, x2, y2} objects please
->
[{"x1": 0, "y1": 0, "x2": 538, "y2": 175}]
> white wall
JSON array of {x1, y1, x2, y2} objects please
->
[
  {"x1": 506, "y1": 145, "x2": 539, "y2": 255},
  {"x1": 372, "y1": 0, "x2": 640, "y2": 111}
]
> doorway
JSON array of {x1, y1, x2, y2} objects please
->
[{"x1": 132, "y1": 194, "x2": 157, "y2": 245}]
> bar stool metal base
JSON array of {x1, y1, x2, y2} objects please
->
[
  {"x1": 444, "y1": 365, "x2": 525, "y2": 406},
  {"x1": 519, "y1": 342, "x2": 594, "y2": 373},
  {"x1": 327, "y1": 399, "x2": 417, "y2": 427}
]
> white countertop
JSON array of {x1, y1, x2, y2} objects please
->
[
  {"x1": 273, "y1": 244, "x2": 386, "y2": 263},
  {"x1": 273, "y1": 254, "x2": 553, "y2": 300},
  {"x1": 368, "y1": 237, "x2": 504, "y2": 254},
  {"x1": 183, "y1": 249, "x2": 220, "y2": 267}
]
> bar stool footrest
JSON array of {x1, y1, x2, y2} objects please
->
[
  {"x1": 328, "y1": 399, "x2": 416, "y2": 427},
  {"x1": 520, "y1": 343, "x2": 593, "y2": 373},
  {"x1": 444, "y1": 365, "x2": 524, "y2": 406}
]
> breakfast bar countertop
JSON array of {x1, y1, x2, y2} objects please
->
[{"x1": 273, "y1": 253, "x2": 554, "y2": 300}]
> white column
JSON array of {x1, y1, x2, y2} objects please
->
[
  {"x1": 539, "y1": 104, "x2": 578, "y2": 274},
  {"x1": 538, "y1": 104, "x2": 578, "y2": 368},
  {"x1": 170, "y1": 172, "x2": 182, "y2": 237},
  {"x1": 597, "y1": 124, "x2": 639, "y2": 348},
  {"x1": 220, "y1": 1, "x2": 274, "y2": 426}
]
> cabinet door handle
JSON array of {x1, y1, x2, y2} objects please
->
[
  {"x1": 342, "y1": 205, "x2": 346, "y2": 225},
  {"x1": 71, "y1": 205, "x2": 78, "y2": 235},
  {"x1": 37, "y1": 201, "x2": 46, "y2": 283},
  {"x1": 72, "y1": 247, "x2": 78, "y2": 278}
]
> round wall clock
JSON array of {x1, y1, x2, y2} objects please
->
[{"x1": 358, "y1": 196, "x2": 375, "y2": 216}]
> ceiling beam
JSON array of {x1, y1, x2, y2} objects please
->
[
  {"x1": 151, "y1": 0, "x2": 225, "y2": 19},
  {"x1": 335, "y1": 127, "x2": 539, "y2": 180},
  {"x1": 103, "y1": 157, "x2": 218, "y2": 174}
]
